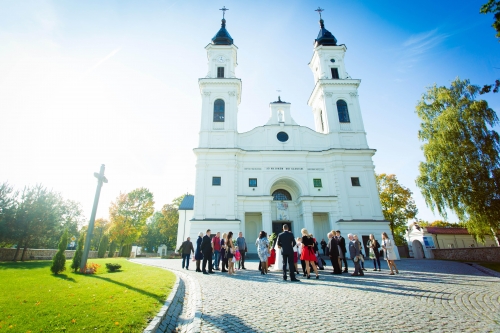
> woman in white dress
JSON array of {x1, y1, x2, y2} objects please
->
[
  {"x1": 272, "y1": 237, "x2": 283, "y2": 271},
  {"x1": 381, "y1": 232, "x2": 399, "y2": 275}
]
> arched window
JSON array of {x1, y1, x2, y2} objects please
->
[
  {"x1": 272, "y1": 189, "x2": 292, "y2": 201},
  {"x1": 213, "y1": 99, "x2": 225, "y2": 122},
  {"x1": 337, "y1": 100, "x2": 350, "y2": 123}
]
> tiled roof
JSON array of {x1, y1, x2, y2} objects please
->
[
  {"x1": 425, "y1": 227, "x2": 500, "y2": 235},
  {"x1": 425, "y1": 227, "x2": 470, "y2": 235}
]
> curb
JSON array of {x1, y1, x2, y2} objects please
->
[
  {"x1": 469, "y1": 263, "x2": 500, "y2": 278},
  {"x1": 143, "y1": 274, "x2": 181, "y2": 333},
  {"x1": 130, "y1": 259, "x2": 203, "y2": 333}
]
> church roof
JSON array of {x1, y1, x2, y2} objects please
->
[
  {"x1": 315, "y1": 19, "x2": 337, "y2": 47},
  {"x1": 179, "y1": 194, "x2": 194, "y2": 210},
  {"x1": 212, "y1": 19, "x2": 233, "y2": 45}
]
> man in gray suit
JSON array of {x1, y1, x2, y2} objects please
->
[
  {"x1": 277, "y1": 224, "x2": 300, "y2": 282},
  {"x1": 348, "y1": 233, "x2": 364, "y2": 276}
]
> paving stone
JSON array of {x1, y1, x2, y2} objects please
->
[{"x1": 132, "y1": 258, "x2": 500, "y2": 333}]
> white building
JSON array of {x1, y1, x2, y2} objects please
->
[
  {"x1": 406, "y1": 224, "x2": 499, "y2": 259},
  {"x1": 176, "y1": 12, "x2": 397, "y2": 257}
]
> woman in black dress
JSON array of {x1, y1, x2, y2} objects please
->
[
  {"x1": 220, "y1": 232, "x2": 228, "y2": 272},
  {"x1": 300, "y1": 228, "x2": 319, "y2": 279},
  {"x1": 195, "y1": 232, "x2": 204, "y2": 272}
]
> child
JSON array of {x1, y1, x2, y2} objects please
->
[{"x1": 235, "y1": 248, "x2": 241, "y2": 270}]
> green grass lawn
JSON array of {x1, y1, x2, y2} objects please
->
[
  {"x1": 0, "y1": 258, "x2": 175, "y2": 332},
  {"x1": 477, "y1": 262, "x2": 500, "y2": 273}
]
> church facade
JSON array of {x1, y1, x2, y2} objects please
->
[{"x1": 176, "y1": 12, "x2": 398, "y2": 257}]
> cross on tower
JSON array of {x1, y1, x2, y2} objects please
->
[
  {"x1": 355, "y1": 201, "x2": 364, "y2": 215},
  {"x1": 315, "y1": 7, "x2": 324, "y2": 19},
  {"x1": 212, "y1": 200, "x2": 221, "y2": 215},
  {"x1": 220, "y1": 6, "x2": 229, "y2": 19}
]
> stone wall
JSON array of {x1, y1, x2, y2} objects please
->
[
  {"x1": 0, "y1": 248, "x2": 118, "y2": 261},
  {"x1": 432, "y1": 247, "x2": 500, "y2": 263}
]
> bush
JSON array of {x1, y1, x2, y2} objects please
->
[
  {"x1": 108, "y1": 241, "x2": 117, "y2": 258},
  {"x1": 71, "y1": 233, "x2": 85, "y2": 272},
  {"x1": 82, "y1": 262, "x2": 100, "y2": 274},
  {"x1": 97, "y1": 234, "x2": 109, "y2": 258},
  {"x1": 105, "y1": 263, "x2": 122, "y2": 272},
  {"x1": 51, "y1": 230, "x2": 68, "y2": 275}
]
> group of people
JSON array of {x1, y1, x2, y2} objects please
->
[
  {"x1": 177, "y1": 226, "x2": 400, "y2": 280},
  {"x1": 177, "y1": 229, "x2": 248, "y2": 275}
]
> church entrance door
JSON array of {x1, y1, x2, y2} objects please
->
[
  {"x1": 245, "y1": 213, "x2": 262, "y2": 254},
  {"x1": 272, "y1": 221, "x2": 292, "y2": 236}
]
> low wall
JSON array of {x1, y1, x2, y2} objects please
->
[
  {"x1": 0, "y1": 248, "x2": 118, "y2": 261},
  {"x1": 432, "y1": 247, "x2": 500, "y2": 263},
  {"x1": 397, "y1": 246, "x2": 409, "y2": 258}
]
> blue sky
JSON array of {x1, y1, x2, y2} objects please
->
[{"x1": 0, "y1": 0, "x2": 498, "y2": 224}]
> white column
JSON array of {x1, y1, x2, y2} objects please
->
[
  {"x1": 303, "y1": 212, "x2": 314, "y2": 235},
  {"x1": 263, "y1": 201, "x2": 272, "y2": 235},
  {"x1": 328, "y1": 212, "x2": 337, "y2": 233}
]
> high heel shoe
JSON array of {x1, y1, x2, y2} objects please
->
[
  {"x1": 261, "y1": 270, "x2": 264, "y2": 275},
  {"x1": 307, "y1": 274, "x2": 311, "y2": 279},
  {"x1": 316, "y1": 275, "x2": 319, "y2": 279}
]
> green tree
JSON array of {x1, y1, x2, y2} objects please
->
[
  {"x1": 376, "y1": 174, "x2": 418, "y2": 245},
  {"x1": 157, "y1": 195, "x2": 185, "y2": 250},
  {"x1": 0, "y1": 182, "x2": 17, "y2": 247},
  {"x1": 481, "y1": 0, "x2": 500, "y2": 40},
  {"x1": 90, "y1": 218, "x2": 110, "y2": 251},
  {"x1": 108, "y1": 188, "x2": 155, "y2": 256},
  {"x1": 415, "y1": 78, "x2": 500, "y2": 245},
  {"x1": 97, "y1": 234, "x2": 109, "y2": 258},
  {"x1": 71, "y1": 232, "x2": 85, "y2": 272},
  {"x1": 138, "y1": 212, "x2": 163, "y2": 253},
  {"x1": 50, "y1": 229, "x2": 68, "y2": 275},
  {"x1": 12, "y1": 185, "x2": 62, "y2": 261},
  {"x1": 108, "y1": 241, "x2": 117, "y2": 258}
]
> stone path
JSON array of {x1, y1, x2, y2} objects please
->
[{"x1": 131, "y1": 258, "x2": 500, "y2": 333}]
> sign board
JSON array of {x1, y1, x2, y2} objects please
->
[
  {"x1": 423, "y1": 236, "x2": 435, "y2": 249},
  {"x1": 276, "y1": 202, "x2": 289, "y2": 221}
]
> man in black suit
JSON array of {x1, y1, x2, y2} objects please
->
[
  {"x1": 201, "y1": 229, "x2": 214, "y2": 274},
  {"x1": 327, "y1": 232, "x2": 342, "y2": 274},
  {"x1": 336, "y1": 230, "x2": 348, "y2": 273},
  {"x1": 277, "y1": 224, "x2": 299, "y2": 282}
]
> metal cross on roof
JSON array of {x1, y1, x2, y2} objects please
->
[
  {"x1": 220, "y1": 6, "x2": 229, "y2": 19},
  {"x1": 315, "y1": 7, "x2": 324, "y2": 19}
]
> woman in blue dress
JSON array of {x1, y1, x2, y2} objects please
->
[
  {"x1": 255, "y1": 231, "x2": 269, "y2": 275},
  {"x1": 195, "y1": 232, "x2": 204, "y2": 272}
]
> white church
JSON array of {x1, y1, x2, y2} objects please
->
[{"x1": 176, "y1": 10, "x2": 397, "y2": 256}]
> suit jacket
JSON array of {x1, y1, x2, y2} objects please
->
[
  {"x1": 348, "y1": 240, "x2": 360, "y2": 259},
  {"x1": 328, "y1": 237, "x2": 339, "y2": 258},
  {"x1": 179, "y1": 240, "x2": 194, "y2": 255},
  {"x1": 201, "y1": 235, "x2": 212, "y2": 254},
  {"x1": 337, "y1": 236, "x2": 347, "y2": 254},
  {"x1": 277, "y1": 231, "x2": 296, "y2": 255}
]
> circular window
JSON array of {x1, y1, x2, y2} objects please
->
[
  {"x1": 330, "y1": 58, "x2": 335, "y2": 63},
  {"x1": 277, "y1": 132, "x2": 289, "y2": 142}
]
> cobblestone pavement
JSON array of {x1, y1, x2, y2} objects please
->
[{"x1": 131, "y1": 259, "x2": 500, "y2": 333}]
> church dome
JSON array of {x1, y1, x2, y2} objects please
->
[
  {"x1": 212, "y1": 18, "x2": 234, "y2": 45},
  {"x1": 315, "y1": 19, "x2": 337, "y2": 46}
]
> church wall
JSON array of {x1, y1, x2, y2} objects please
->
[{"x1": 176, "y1": 209, "x2": 194, "y2": 251}]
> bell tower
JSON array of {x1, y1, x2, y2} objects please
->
[
  {"x1": 198, "y1": 6, "x2": 242, "y2": 148},
  {"x1": 307, "y1": 8, "x2": 368, "y2": 149}
]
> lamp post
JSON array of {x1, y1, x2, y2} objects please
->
[{"x1": 80, "y1": 164, "x2": 108, "y2": 272}]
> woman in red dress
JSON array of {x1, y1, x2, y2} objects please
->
[
  {"x1": 300, "y1": 228, "x2": 319, "y2": 279},
  {"x1": 268, "y1": 247, "x2": 276, "y2": 266}
]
